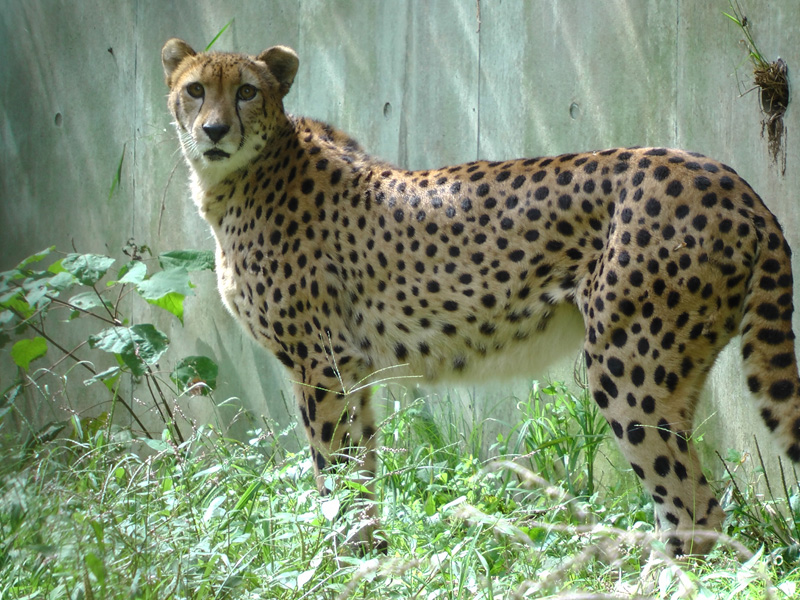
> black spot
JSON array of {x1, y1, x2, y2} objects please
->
[
  {"x1": 600, "y1": 374, "x2": 619, "y2": 398},
  {"x1": 653, "y1": 166, "x2": 670, "y2": 181},
  {"x1": 557, "y1": 221, "x2": 574, "y2": 236},
  {"x1": 645, "y1": 197, "x2": 661, "y2": 217},
  {"x1": 757, "y1": 303, "x2": 780, "y2": 321},
  {"x1": 627, "y1": 421, "x2": 646, "y2": 444},
  {"x1": 321, "y1": 421, "x2": 334, "y2": 443},
  {"x1": 611, "y1": 329, "x2": 628, "y2": 347},
  {"x1": 556, "y1": 171, "x2": 573, "y2": 186},
  {"x1": 769, "y1": 379, "x2": 794, "y2": 401},
  {"x1": 771, "y1": 353, "x2": 794, "y2": 368},
  {"x1": 758, "y1": 328, "x2": 786, "y2": 345},
  {"x1": 692, "y1": 215, "x2": 707, "y2": 231},
  {"x1": 657, "y1": 418, "x2": 671, "y2": 441},
  {"x1": 607, "y1": 357, "x2": 624, "y2": 376},
  {"x1": 631, "y1": 366, "x2": 645, "y2": 387},
  {"x1": 654, "y1": 455, "x2": 671, "y2": 476},
  {"x1": 619, "y1": 299, "x2": 636, "y2": 316},
  {"x1": 694, "y1": 175, "x2": 712, "y2": 190},
  {"x1": 275, "y1": 351, "x2": 295, "y2": 369}
]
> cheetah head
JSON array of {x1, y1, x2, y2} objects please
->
[{"x1": 161, "y1": 39, "x2": 299, "y2": 184}]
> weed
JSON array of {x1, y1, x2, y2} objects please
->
[
  {"x1": 507, "y1": 380, "x2": 612, "y2": 499},
  {"x1": 719, "y1": 443, "x2": 800, "y2": 564},
  {"x1": 0, "y1": 243, "x2": 217, "y2": 445},
  {"x1": 724, "y1": 0, "x2": 790, "y2": 169},
  {"x1": 2, "y1": 400, "x2": 799, "y2": 598}
]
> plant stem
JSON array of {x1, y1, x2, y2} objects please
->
[{"x1": 6, "y1": 305, "x2": 152, "y2": 437}]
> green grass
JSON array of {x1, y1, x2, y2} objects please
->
[{"x1": 1, "y1": 383, "x2": 800, "y2": 599}]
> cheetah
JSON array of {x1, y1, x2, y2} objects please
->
[{"x1": 162, "y1": 38, "x2": 800, "y2": 556}]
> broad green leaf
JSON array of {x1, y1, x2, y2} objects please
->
[
  {"x1": 143, "y1": 438, "x2": 169, "y2": 452},
  {"x1": 15, "y1": 247, "x2": 54, "y2": 271},
  {"x1": 137, "y1": 267, "x2": 193, "y2": 299},
  {"x1": 83, "y1": 366, "x2": 121, "y2": 387},
  {"x1": 0, "y1": 288, "x2": 23, "y2": 306},
  {"x1": 46, "y1": 271, "x2": 78, "y2": 291},
  {"x1": 62, "y1": 254, "x2": 116, "y2": 286},
  {"x1": 147, "y1": 292, "x2": 185, "y2": 323},
  {"x1": 171, "y1": 355, "x2": 218, "y2": 395},
  {"x1": 69, "y1": 291, "x2": 113, "y2": 312},
  {"x1": 11, "y1": 337, "x2": 47, "y2": 370},
  {"x1": 203, "y1": 495, "x2": 226, "y2": 522},
  {"x1": 158, "y1": 250, "x2": 215, "y2": 272},
  {"x1": 88, "y1": 324, "x2": 168, "y2": 376},
  {"x1": 23, "y1": 280, "x2": 51, "y2": 309},
  {"x1": 424, "y1": 494, "x2": 437, "y2": 517},
  {"x1": 321, "y1": 497, "x2": 340, "y2": 521},
  {"x1": 137, "y1": 268, "x2": 193, "y2": 323},
  {"x1": 0, "y1": 289, "x2": 36, "y2": 319},
  {"x1": 47, "y1": 258, "x2": 67, "y2": 275},
  {"x1": 116, "y1": 260, "x2": 147, "y2": 285},
  {"x1": 85, "y1": 552, "x2": 106, "y2": 585},
  {"x1": 297, "y1": 569, "x2": 316, "y2": 590}
]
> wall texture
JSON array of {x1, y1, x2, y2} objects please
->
[{"x1": 1, "y1": 1, "x2": 798, "y2": 468}]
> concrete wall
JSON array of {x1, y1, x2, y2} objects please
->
[{"x1": 1, "y1": 2, "x2": 798, "y2": 468}]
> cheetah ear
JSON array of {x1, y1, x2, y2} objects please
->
[
  {"x1": 257, "y1": 46, "x2": 299, "y2": 96},
  {"x1": 161, "y1": 38, "x2": 197, "y2": 86}
]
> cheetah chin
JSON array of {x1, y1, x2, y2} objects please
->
[{"x1": 163, "y1": 37, "x2": 800, "y2": 558}]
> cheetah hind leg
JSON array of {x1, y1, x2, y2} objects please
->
[
  {"x1": 583, "y1": 319, "x2": 732, "y2": 557},
  {"x1": 295, "y1": 375, "x2": 386, "y2": 554}
]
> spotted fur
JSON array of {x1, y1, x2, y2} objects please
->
[{"x1": 162, "y1": 39, "x2": 800, "y2": 556}]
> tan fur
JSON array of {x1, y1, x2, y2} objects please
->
[{"x1": 163, "y1": 38, "x2": 800, "y2": 556}]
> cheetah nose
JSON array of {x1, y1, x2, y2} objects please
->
[{"x1": 203, "y1": 123, "x2": 230, "y2": 143}]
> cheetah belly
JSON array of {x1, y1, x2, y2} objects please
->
[{"x1": 379, "y1": 303, "x2": 586, "y2": 384}]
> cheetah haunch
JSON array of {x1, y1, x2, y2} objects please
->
[{"x1": 162, "y1": 39, "x2": 800, "y2": 556}]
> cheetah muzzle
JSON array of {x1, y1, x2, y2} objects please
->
[{"x1": 162, "y1": 38, "x2": 800, "y2": 557}]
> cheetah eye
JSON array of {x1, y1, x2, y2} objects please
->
[
  {"x1": 237, "y1": 84, "x2": 257, "y2": 101},
  {"x1": 186, "y1": 82, "x2": 204, "y2": 98}
]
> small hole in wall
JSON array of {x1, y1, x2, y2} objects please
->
[
  {"x1": 383, "y1": 102, "x2": 392, "y2": 119},
  {"x1": 54, "y1": 113, "x2": 63, "y2": 127},
  {"x1": 569, "y1": 102, "x2": 580, "y2": 120}
]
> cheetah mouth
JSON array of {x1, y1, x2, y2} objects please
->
[{"x1": 204, "y1": 149, "x2": 231, "y2": 161}]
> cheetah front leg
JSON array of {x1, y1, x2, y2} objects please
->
[{"x1": 293, "y1": 366, "x2": 383, "y2": 552}]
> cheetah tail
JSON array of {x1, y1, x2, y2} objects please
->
[{"x1": 739, "y1": 209, "x2": 800, "y2": 462}]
